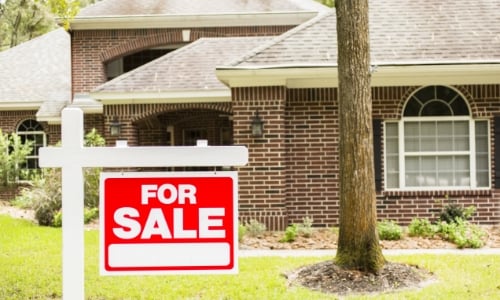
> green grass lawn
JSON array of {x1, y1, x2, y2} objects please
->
[{"x1": 0, "y1": 215, "x2": 499, "y2": 299}]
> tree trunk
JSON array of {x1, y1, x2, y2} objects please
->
[{"x1": 334, "y1": 0, "x2": 385, "y2": 273}]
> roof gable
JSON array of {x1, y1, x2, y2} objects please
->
[
  {"x1": 92, "y1": 36, "x2": 271, "y2": 103},
  {"x1": 0, "y1": 28, "x2": 71, "y2": 119}
]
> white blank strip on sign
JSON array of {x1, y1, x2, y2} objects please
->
[{"x1": 108, "y1": 243, "x2": 230, "y2": 267}]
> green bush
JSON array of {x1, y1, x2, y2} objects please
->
[
  {"x1": 439, "y1": 204, "x2": 476, "y2": 224},
  {"x1": 245, "y1": 219, "x2": 266, "y2": 237},
  {"x1": 408, "y1": 218, "x2": 438, "y2": 238},
  {"x1": 438, "y1": 219, "x2": 486, "y2": 249},
  {"x1": 280, "y1": 224, "x2": 298, "y2": 243},
  {"x1": 297, "y1": 216, "x2": 314, "y2": 238},
  {"x1": 14, "y1": 129, "x2": 104, "y2": 226},
  {"x1": 0, "y1": 130, "x2": 33, "y2": 187},
  {"x1": 238, "y1": 222, "x2": 247, "y2": 242},
  {"x1": 377, "y1": 220, "x2": 403, "y2": 240}
]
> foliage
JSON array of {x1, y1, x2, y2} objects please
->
[
  {"x1": 408, "y1": 218, "x2": 438, "y2": 238},
  {"x1": 377, "y1": 220, "x2": 403, "y2": 241},
  {"x1": 13, "y1": 129, "x2": 104, "y2": 226},
  {"x1": 21, "y1": 168, "x2": 62, "y2": 226},
  {"x1": 244, "y1": 219, "x2": 266, "y2": 237},
  {"x1": 238, "y1": 222, "x2": 246, "y2": 242},
  {"x1": 297, "y1": 216, "x2": 314, "y2": 238},
  {"x1": 46, "y1": 0, "x2": 79, "y2": 29},
  {"x1": 281, "y1": 224, "x2": 298, "y2": 243},
  {"x1": 83, "y1": 128, "x2": 105, "y2": 208},
  {"x1": 0, "y1": 130, "x2": 33, "y2": 186},
  {"x1": 438, "y1": 219, "x2": 486, "y2": 249},
  {"x1": 0, "y1": 0, "x2": 55, "y2": 49},
  {"x1": 439, "y1": 204, "x2": 476, "y2": 224},
  {"x1": 409, "y1": 215, "x2": 487, "y2": 249},
  {"x1": 316, "y1": 0, "x2": 334, "y2": 7}
]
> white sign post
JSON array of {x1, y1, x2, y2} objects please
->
[{"x1": 39, "y1": 107, "x2": 248, "y2": 300}]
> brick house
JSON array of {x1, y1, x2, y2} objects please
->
[{"x1": 1, "y1": 0, "x2": 499, "y2": 229}]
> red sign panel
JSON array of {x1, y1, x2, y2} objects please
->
[{"x1": 100, "y1": 172, "x2": 238, "y2": 275}]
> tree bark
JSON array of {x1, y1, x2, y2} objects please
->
[{"x1": 334, "y1": 0, "x2": 385, "y2": 273}]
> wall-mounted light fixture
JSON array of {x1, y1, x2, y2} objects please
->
[
  {"x1": 109, "y1": 116, "x2": 122, "y2": 137},
  {"x1": 251, "y1": 110, "x2": 264, "y2": 137}
]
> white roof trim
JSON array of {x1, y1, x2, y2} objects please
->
[
  {"x1": 69, "y1": 93, "x2": 103, "y2": 114},
  {"x1": 70, "y1": 12, "x2": 318, "y2": 30},
  {"x1": 216, "y1": 63, "x2": 500, "y2": 88},
  {"x1": 0, "y1": 102, "x2": 42, "y2": 111},
  {"x1": 90, "y1": 89, "x2": 231, "y2": 105}
]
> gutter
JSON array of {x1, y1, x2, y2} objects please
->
[
  {"x1": 90, "y1": 89, "x2": 231, "y2": 105},
  {"x1": 216, "y1": 63, "x2": 500, "y2": 88},
  {"x1": 70, "y1": 12, "x2": 319, "y2": 30}
]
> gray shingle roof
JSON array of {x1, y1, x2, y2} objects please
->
[
  {"x1": 228, "y1": 0, "x2": 500, "y2": 68},
  {"x1": 0, "y1": 28, "x2": 70, "y2": 119},
  {"x1": 77, "y1": 0, "x2": 329, "y2": 17},
  {"x1": 92, "y1": 37, "x2": 271, "y2": 95}
]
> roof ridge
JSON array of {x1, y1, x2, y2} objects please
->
[{"x1": 225, "y1": 10, "x2": 333, "y2": 67}]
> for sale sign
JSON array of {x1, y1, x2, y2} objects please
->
[{"x1": 100, "y1": 172, "x2": 238, "y2": 275}]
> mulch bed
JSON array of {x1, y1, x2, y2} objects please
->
[{"x1": 285, "y1": 260, "x2": 435, "y2": 296}]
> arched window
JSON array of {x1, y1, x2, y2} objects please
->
[
  {"x1": 16, "y1": 119, "x2": 46, "y2": 170},
  {"x1": 385, "y1": 86, "x2": 489, "y2": 190}
]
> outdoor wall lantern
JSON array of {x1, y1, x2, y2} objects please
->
[
  {"x1": 109, "y1": 116, "x2": 122, "y2": 137},
  {"x1": 251, "y1": 110, "x2": 264, "y2": 137}
]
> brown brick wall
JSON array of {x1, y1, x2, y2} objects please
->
[
  {"x1": 0, "y1": 111, "x2": 38, "y2": 133},
  {"x1": 285, "y1": 88, "x2": 339, "y2": 226},
  {"x1": 232, "y1": 84, "x2": 499, "y2": 229},
  {"x1": 232, "y1": 86, "x2": 288, "y2": 230}
]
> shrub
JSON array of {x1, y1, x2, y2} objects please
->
[
  {"x1": 0, "y1": 130, "x2": 33, "y2": 187},
  {"x1": 280, "y1": 224, "x2": 298, "y2": 243},
  {"x1": 245, "y1": 219, "x2": 266, "y2": 237},
  {"x1": 438, "y1": 219, "x2": 486, "y2": 249},
  {"x1": 297, "y1": 216, "x2": 314, "y2": 238},
  {"x1": 408, "y1": 218, "x2": 438, "y2": 238},
  {"x1": 14, "y1": 129, "x2": 104, "y2": 226},
  {"x1": 439, "y1": 204, "x2": 476, "y2": 224},
  {"x1": 238, "y1": 222, "x2": 247, "y2": 242},
  {"x1": 377, "y1": 220, "x2": 403, "y2": 240}
]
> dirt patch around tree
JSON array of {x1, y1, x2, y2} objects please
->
[{"x1": 285, "y1": 260, "x2": 435, "y2": 296}]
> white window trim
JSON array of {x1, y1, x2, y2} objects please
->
[{"x1": 384, "y1": 117, "x2": 491, "y2": 191}]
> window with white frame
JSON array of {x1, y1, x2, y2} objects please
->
[
  {"x1": 385, "y1": 86, "x2": 490, "y2": 190},
  {"x1": 16, "y1": 119, "x2": 46, "y2": 170}
]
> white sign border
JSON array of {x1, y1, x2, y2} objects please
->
[{"x1": 99, "y1": 171, "x2": 239, "y2": 276}]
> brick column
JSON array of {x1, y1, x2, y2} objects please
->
[{"x1": 232, "y1": 86, "x2": 288, "y2": 230}]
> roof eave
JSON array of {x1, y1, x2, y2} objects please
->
[
  {"x1": 216, "y1": 63, "x2": 500, "y2": 88},
  {"x1": 90, "y1": 89, "x2": 231, "y2": 104},
  {"x1": 70, "y1": 12, "x2": 319, "y2": 30},
  {"x1": 0, "y1": 102, "x2": 42, "y2": 111}
]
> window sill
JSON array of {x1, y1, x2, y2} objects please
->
[{"x1": 382, "y1": 189, "x2": 492, "y2": 197}]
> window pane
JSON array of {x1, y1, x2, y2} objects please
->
[
  {"x1": 475, "y1": 120, "x2": 489, "y2": 187},
  {"x1": 385, "y1": 123, "x2": 400, "y2": 189},
  {"x1": 404, "y1": 122, "x2": 419, "y2": 151}
]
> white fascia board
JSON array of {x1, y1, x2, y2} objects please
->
[
  {"x1": 216, "y1": 67, "x2": 337, "y2": 88},
  {"x1": 372, "y1": 64, "x2": 500, "y2": 86},
  {"x1": 36, "y1": 116, "x2": 61, "y2": 125},
  {"x1": 0, "y1": 102, "x2": 42, "y2": 111},
  {"x1": 91, "y1": 89, "x2": 231, "y2": 105},
  {"x1": 216, "y1": 63, "x2": 500, "y2": 88},
  {"x1": 70, "y1": 12, "x2": 318, "y2": 30}
]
